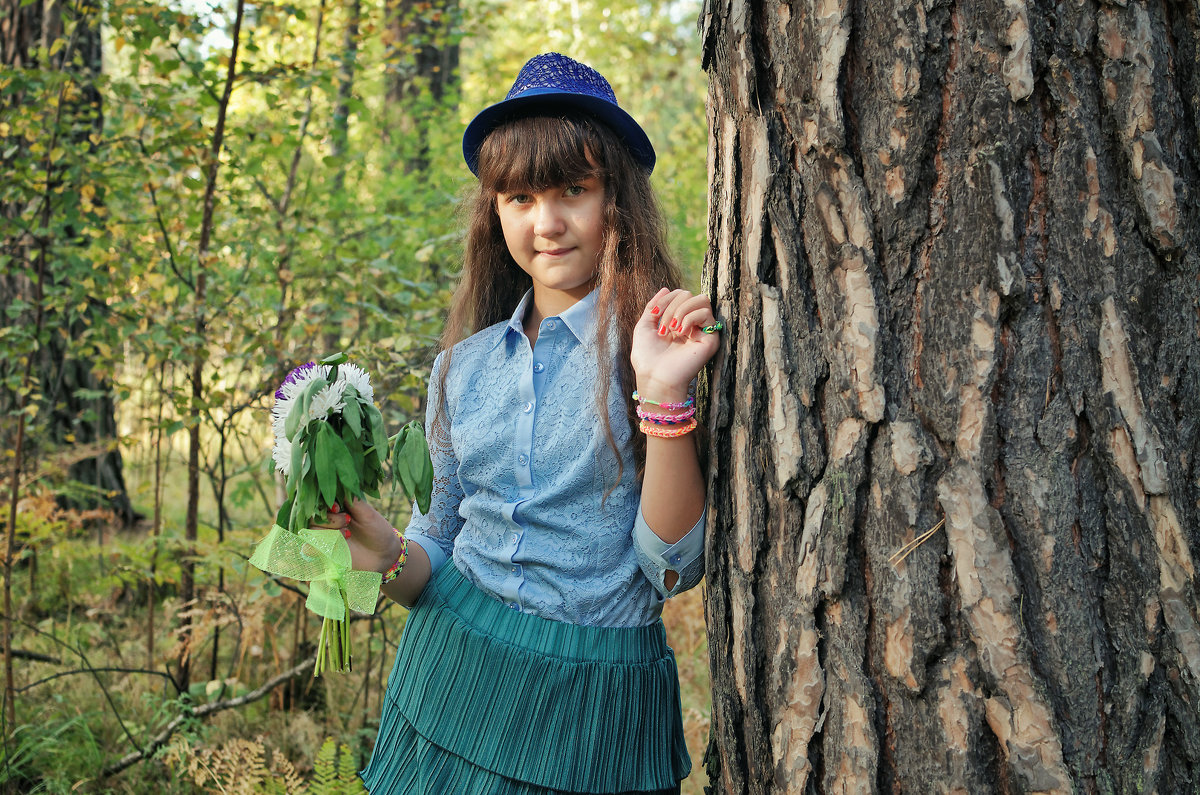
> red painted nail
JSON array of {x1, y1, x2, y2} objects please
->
[
  {"x1": 343, "y1": 528, "x2": 352, "y2": 539},
  {"x1": 331, "y1": 503, "x2": 340, "y2": 513},
  {"x1": 670, "y1": 318, "x2": 679, "y2": 330},
  {"x1": 658, "y1": 324, "x2": 668, "y2": 337}
]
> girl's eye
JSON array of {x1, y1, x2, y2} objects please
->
[
  {"x1": 506, "y1": 193, "x2": 531, "y2": 204},
  {"x1": 564, "y1": 184, "x2": 586, "y2": 197}
]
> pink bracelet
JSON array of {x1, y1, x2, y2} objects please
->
[
  {"x1": 640, "y1": 417, "x2": 697, "y2": 438},
  {"x1": 636, "y1": 406, "x2": 696, "y2": 424},
  {"x1": 382, "y1": 530, "x2": 408, "y2": 585}
]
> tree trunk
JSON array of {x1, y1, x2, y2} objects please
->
[
  {"x1": 701, "y1": 1, "x2": 1200, "y2": 792},
  {"x1": 382, "y1": 0, "x2": 460, "y2": 169},
  {"x1": 179, "y1": 0, "x2": 246, "y2": 695},
  {"x1": 0, "y1": 0, "x2": 135, "y2": 526}
]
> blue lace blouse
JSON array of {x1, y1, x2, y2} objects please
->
[{"x1": 403, "y1": 289, "x2": 705, "y2": 628}]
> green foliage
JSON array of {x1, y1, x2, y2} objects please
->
[
  {"x1": 391, "y1": 421, "x2": 433, "y2": 514},
  {"x1": 0, "y1": 713, "x2": 106, "y2": 792},
  {"x1": 310, "y1": 738, "x2": 363, "y2": 795}
]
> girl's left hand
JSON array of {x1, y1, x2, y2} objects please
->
[{"x1": 630, "y1": 287, "x2": 721, "y2": 398}]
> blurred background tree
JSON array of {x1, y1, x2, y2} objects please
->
[{"x1": 0, "y1": 0, "x2": 710, "y2": 791}]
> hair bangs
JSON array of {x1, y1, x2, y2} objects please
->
[{"x1": 477, "y1": 114, "x2": 603, "y2": 195}]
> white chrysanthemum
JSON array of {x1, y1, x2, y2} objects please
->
[
  {"x1": 336, "y1": 363, "x2": 373, "y2": 403},
  {"x1": 268, "y1": 360, "x2": 374, "y2": 476},
  {"x1": 272, "y1": 434, "x2": 293, "y2": 475},
  {"x1": 270, "y1": 363, "x2": 329, "y2": 475},
  {"x1": 307, "y1": 380, "x2": 347, "y2": 423}
]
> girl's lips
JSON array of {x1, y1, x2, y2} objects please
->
[{"x1": 539, "y1": 247, "x2": 574, "y2": 256}]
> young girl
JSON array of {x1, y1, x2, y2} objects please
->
[{"x1": 327, "y1": 53, "x2": 719, "y2": 795}]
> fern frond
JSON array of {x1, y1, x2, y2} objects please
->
[
  {"x1": 310, "y1": 737, "x2": 339, "y2": 795},
  {"x1": 310, "y1": 737, "x2": 363, "y2": 794}
]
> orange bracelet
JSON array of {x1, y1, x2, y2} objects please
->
[{"x1": 640, "y1": 417, "x2": 697, "y2": 438}]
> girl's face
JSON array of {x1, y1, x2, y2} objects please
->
[{"x1": 495, "y1": 175, "x2": 606, "y2": 313}]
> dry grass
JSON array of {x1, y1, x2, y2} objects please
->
[{"x1": 662, "y1": 584, "x2": 711, "y2": 795}]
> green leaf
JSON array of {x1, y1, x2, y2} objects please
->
[
  {"x1": 367, "y1": 405, "x2": 388, "y2": 460},
  {"x1": 393, "y1": 422, "x2": 433, "y2": 514},
  {"x1": 284, "y1": 394, "x2": 305, "y2": 440},
  {"x1": 328, "y1": 430, "x2": 360, "y2": 496},
  {"x1": 342, "y1": 390, "x2": 362, "y2": 437},
  {"x1": 314, "y1": 425, "x2": 337, "y2": 509},
  {"x1": 290, "y1": 429, "x2": 306, "y2": 482},
  {"x1": 291, "y1": 477, "x2": 319, "y2": 533},
  {"x1": 391, "y1": 426, "x2": 414, "y2": 502},
  {"x1": 274, "y1": 492, "x2": 295, "y2": 529},
  {"x1": 319, "y1": 351, "x2": 347, "y2": 365},
  {"x1": 410, "y1": 424, "x2": 434, "y2": 514},
  {"x1": 342, "y1": 423, "x2": 363, "y2": 459}
]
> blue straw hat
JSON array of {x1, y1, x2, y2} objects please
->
[{"x1": 462, "y1": 53, "x2": 656, "y2": 176}]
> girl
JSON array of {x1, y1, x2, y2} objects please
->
[{"x1": 328, "y1": 53, "x2": 719, "y2": 795}]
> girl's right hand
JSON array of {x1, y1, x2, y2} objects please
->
[{"x1": 630, "y1": 287, "x2": 721, "y2": 397}]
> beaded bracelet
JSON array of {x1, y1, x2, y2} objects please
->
[
  {"x1": 637, "y1": 406, "x2": 697, "y2": 424},
  {"x1": 632, "y1": 390, "x2": 694, "y2": 410},
  {"x1": 381, "y1": 529, "x2": 408, "y2": 585},
  {"x1": 640, "y1": 417, "x2": 698, "y2": 438}
]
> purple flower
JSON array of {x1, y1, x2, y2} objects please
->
[{"x1": 275, "y1": 362, "x2": 317, "y2": 400}]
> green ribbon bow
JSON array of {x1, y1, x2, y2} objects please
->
[{"x1": 249, "y1": 525, "x2": 381, "y2": 620}]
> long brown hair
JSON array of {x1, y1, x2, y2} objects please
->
[{"x1": 436, "y1": 112, "x2": 683, "y2": 478}]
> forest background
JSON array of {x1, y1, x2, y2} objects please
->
[{"x1": 0, "y1": 0, "x2": 712, "y2": 791}]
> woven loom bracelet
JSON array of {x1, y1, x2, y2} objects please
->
[
  {"x1": 631, "y1": 390, "x2": 694, "y2": 410},
  {"x1": 636, "y1": 406, "x2": 697, "y2": 424},
  {"x1": 641, "y1": 418, "x2": 698, "y2": 438},
  {"x1": 382, "y1": 530, "x2": 408, "y2": 585}
]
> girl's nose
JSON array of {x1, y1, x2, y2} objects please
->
[{"x1": 533, "y1": 199, "x2": 567, "y2": 238}]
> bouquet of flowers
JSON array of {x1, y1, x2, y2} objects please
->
[{"x1": 249, "y1": 352, "x2": 433, "y2": 675}]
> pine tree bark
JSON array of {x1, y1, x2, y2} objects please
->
[{"x1": 700, "y1": 1, "x2": 1200, "y2": 792}]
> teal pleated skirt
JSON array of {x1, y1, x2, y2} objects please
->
[{"x1": 359, "y1": 562, "x2": 690, "y2": 795}]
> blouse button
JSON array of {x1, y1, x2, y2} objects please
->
[
  {"x1": 545, "y1": 320, "x2": 556, "y2": 330},
  {"x1": 518, "y1": 454, "x2": 527, "y2": 465},
  {"x1": 510, "y1": 603, "x2": 519, "y2": 611},
  {"x1": 533, "y1": 362, "x2": 545, "y2": 373},
  {"x1": 522, "y1": 401, "x2": 533, "y2": 413}
]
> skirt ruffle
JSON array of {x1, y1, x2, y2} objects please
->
[{"x1": 359, "y1": 562, "x2": 690, "y2": 794}]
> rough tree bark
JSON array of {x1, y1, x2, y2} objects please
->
[{"x1": 701, "y1": 0, "x2": 1200, "y2": 792}]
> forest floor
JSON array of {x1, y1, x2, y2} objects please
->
[{"x1": 7, "y1": 479, "x2": 712, "y2": 794}]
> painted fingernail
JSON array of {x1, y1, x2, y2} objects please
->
[
  {"x1": 651, "y1": 306, "x2": 660, "y2": 316},
  {"x1": 658, "y1": 324, "x2": 668, "y2": 337},
  {"x1": 331, "y1": 503, "x2": 340, "y2": 513},
  {"x1": 670, "y1": 318, "x2": 679, "y2": 330},
  {"x1": 342, "y1": 528, "x2": 352, "y2": 539}
]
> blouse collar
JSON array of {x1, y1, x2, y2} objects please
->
[{"x1": 494, "y1": 288, "x2": 599, "y2": 350}]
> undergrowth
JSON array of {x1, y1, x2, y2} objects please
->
[{"x1": 2, "y1": 488, "x2": 711, "y2": 794}]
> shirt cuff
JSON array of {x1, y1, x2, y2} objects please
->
[
  {"x1": 633, "y1": 506, "x2": 706, "y2": 597},
  {"x1": 404, "y1": 532, "x2": 448, "y2": 574}
]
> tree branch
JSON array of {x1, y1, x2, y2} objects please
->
[{"x1": 101, "y1": 656, "x2": 316, "y2": 778}]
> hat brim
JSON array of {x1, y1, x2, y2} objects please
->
[{"x1": 463, "y1": 88, "x2": 656, "y2": 176}]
